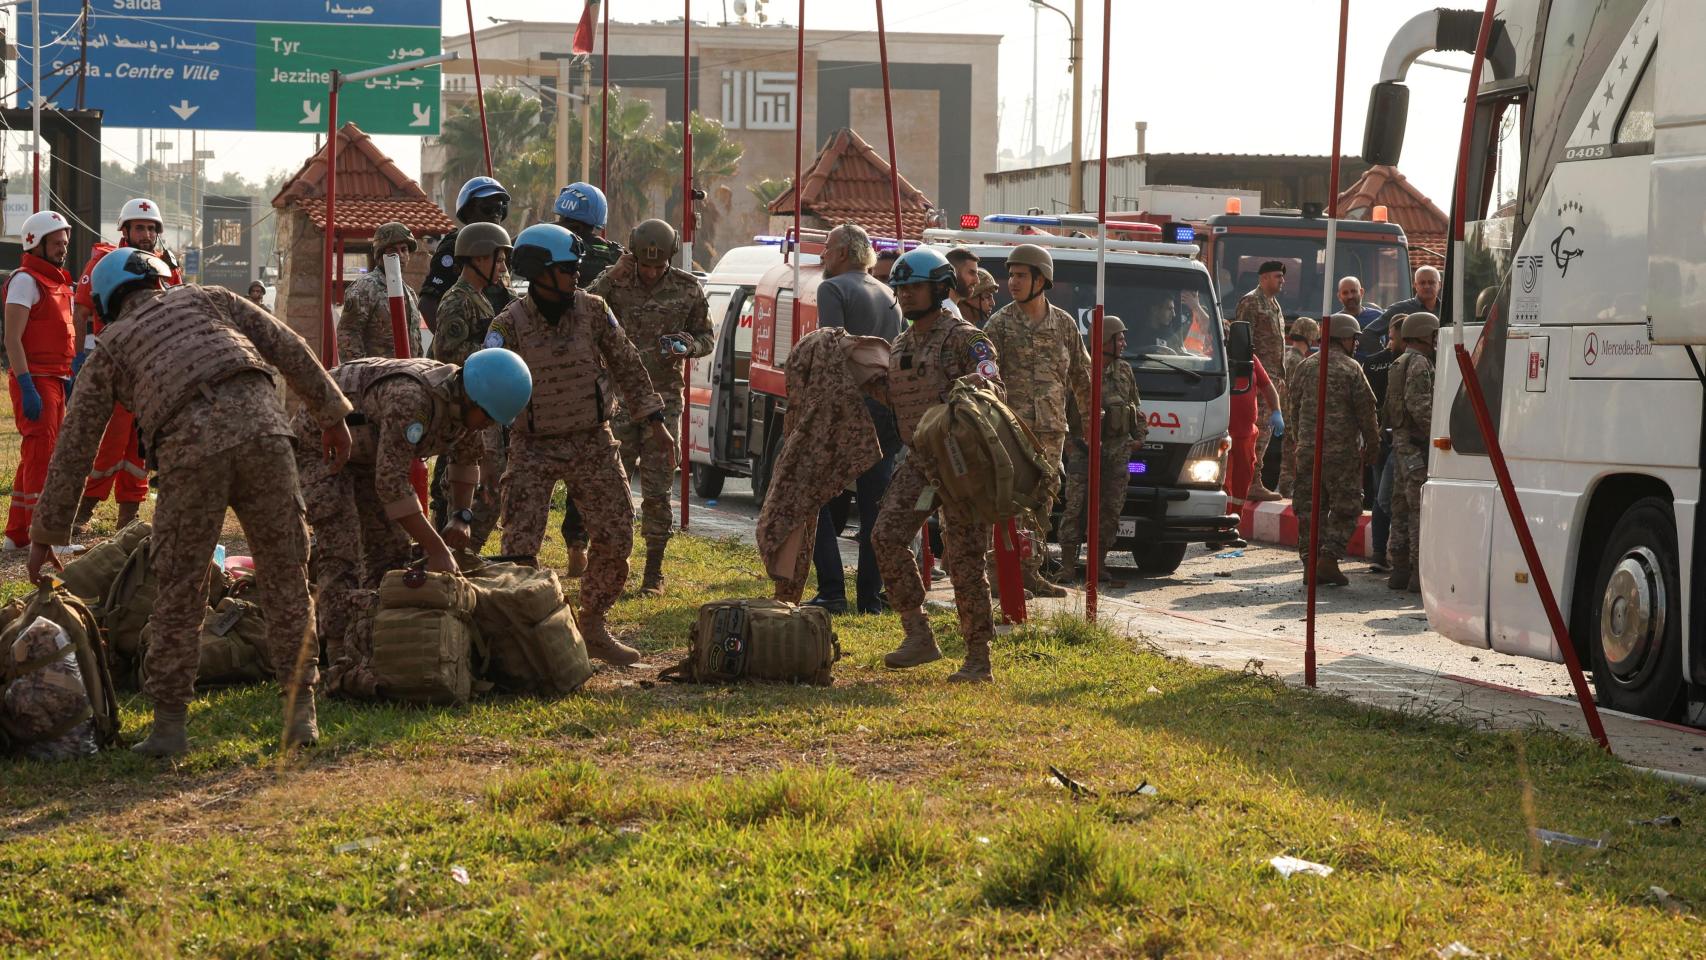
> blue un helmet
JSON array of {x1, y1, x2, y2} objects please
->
[
  {"x1": 455, "y1": 176, "x2": 510, "y2": 224},
  {"x1": 887, "y1": 247, "x2": 956, "y2": 289},
  {"x1": 89, "y1": 248, "x2": 174, "y2": 322},
  {"x1": 511, "y1": 223, "x2": 586, "y2": 281},
  {"x1": 462, "y1": 347, "x2": 534, "y2": 427},
  {"x1": 554, "y1": 182, "x2": 609, "y2": 229}
]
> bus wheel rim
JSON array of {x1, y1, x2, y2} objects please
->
[{"x1": 1600, "y1": 546, "x2": 1664, "y2": 681}]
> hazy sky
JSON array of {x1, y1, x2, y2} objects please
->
[{"x1": 9, "y1": 0, "x2": 1476, "y2": 221}]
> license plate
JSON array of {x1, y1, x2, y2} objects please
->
[{"x1": 1118, "y1": 519, "x2": 1136, "y2": 538}]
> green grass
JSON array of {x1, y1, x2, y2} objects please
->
[{"x1": 2, "y1": 529, "x2": 1705, "y2": 957}]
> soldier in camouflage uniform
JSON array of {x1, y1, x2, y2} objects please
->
[
  {"x1": 552, "y1": 182, "x2": 625, "y2": 576},
  {"x1": 1384, "y1": 312, "x2": 1437, "y2": 593},
  {"x1": 587, "y1": 219, "x2": 713, "y2": 596},
  {"x1": 338, "y1": 222, "x2": 425, "y2": 361},
  {"x1": 1278, "y1": 316, "x2": 1320, "y2": 498},
  {"x1": 1060, "y1": 317, "x2": 1146, "y2": 583},
  {"x1": 869, "y1": 248, "x2": 1003, "y2": 682},
  {"x1": 488, "y1": 224, "x2": 671, "y2": 666},
  {"x1": 428, "y1": 223, "x2": 513, "y2": 550},
  {"x1": 960, "y1": 267, "x2": 999, "y2": 329},
  {"x1": 1290, "y1": 313, "x2": 1380, "y2": 586},
  {"x1": 1234, "y1": 261, "x2": 1288, "y2": 501},
  {"x1": 420, "y1": 177, "x2": 513, "y2": 330},
  {"x1": 984, "y1": 243, "x2": 1092, "y2": 597},
  {"x1": 299, "y1": 352, "x2": 529, "y2": 697},
  {"x1": 29, "y1": 249, "x2": 354, "y2": 757}
]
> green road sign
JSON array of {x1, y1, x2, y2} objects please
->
[{"x1": 255, "y1": 25, "x2": 442, "y2": 135}]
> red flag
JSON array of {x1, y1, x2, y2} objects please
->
[{"x1": 572, "y1": 1, "x2": 598, "y2": 56}]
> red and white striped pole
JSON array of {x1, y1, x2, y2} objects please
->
[
  {"x1": 680, "y1": 0, "x2": 695, "y2": 530},
  {"x1": 1085, "y1": 0, "x2": 1112, "y2": 619}
]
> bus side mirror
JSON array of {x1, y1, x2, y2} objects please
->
[
  {"x1": 1227, "y1": 320, "x2": 1253, "y2": 393},
  {"x1": 1363, "y1": 81, "x2": 1410, "y2": 166}
]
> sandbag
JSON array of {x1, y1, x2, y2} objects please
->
[
  {"x1": 0, "y1": 585, "x2": 119, "y2": 755},
  {"x1": 137, "y1": 597, "x2": 273, "y2": 689},
  {"x1": 58, "y1": 520, "x2": 152, "y2": 607},
  {"x1": 910, "y1": 375, "x2": 1058, "y2": 526},
  {"x1": 466, "y1": 562, "x2": 592, "y2": 696},
  {"x1": 368, "y1": 608, "x2": 482, "y2": 705},
  {"x1": 102, "y1": 534, "x2": 226, "y2": 669},
  {"x1": 664, "y1": 598, "x2": 839, "y2": 685},
  {"x1": 378, "y1": 568, "x2": 478, "y2": 614}
]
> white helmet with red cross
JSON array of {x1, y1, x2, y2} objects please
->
[
  {"x1": 119, "y1": 198, "x2": 164, "y2": 229},
  {"x1": 20, "y1": 210, "x2": 70, "y2": 251}
]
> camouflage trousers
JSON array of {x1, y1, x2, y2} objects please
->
[
  {"x1": 872, "y1": 456, "x2": 994, "y2": 648},
  {"x1": 1022, "y1": 430, "x2": 1067, "y2": 574},
  {"x1": 1279, "y1": 430, "x2": 1298, "y2": 498},
  {"x1": 1059, "y1": 444, "x2": 1127, "y2": 560},
  {"x1": 1386, "y1": 441, "x2": 1427, "y2": 571},
  {"x1": 613, "y1": 394, "x2": 682, "y2": 550},
  {"x1": 1292, "y1": 448, "x2": 1363, "y2": 562},
  {"x1": 147, "y1": 436, "x2": 317, "y2": 710},
  {"x1": 501, "y1": 427, "x2": 633, "y2": 618}
]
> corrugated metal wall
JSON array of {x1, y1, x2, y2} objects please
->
[{"x1": 982, "y1": 157, "x2": 1149, "y2": 215}]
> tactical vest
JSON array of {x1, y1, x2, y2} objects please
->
[
  {"x1": 100, "y1": 285, "x2": 273, "y2": 445},
  {"x1": 12, "y1": 253, "x2": 74, "y2": 376},
  {"x1": 501, "y1": 292, "x2": 614, "y2": 437},
  {"x1": 1383, "y1": 351, "x2": 1430, "y2": 442},
  {"x1": 333, "y1": 357, "x2": 466, "y2": 464},
  {"x1": 889, "y1": 319, "x2": 968, "y2": 446}
]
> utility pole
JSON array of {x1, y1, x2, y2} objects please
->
[{"x1": 1070, "y1": 0, "x2": 1084, "y2": 211}]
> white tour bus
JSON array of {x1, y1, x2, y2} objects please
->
[{"x1": 1367, "y1": 0, "x2": 1704, "y2": 720}]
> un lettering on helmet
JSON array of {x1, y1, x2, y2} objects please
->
[{"x1": 554, "y1": 182, "x2": 609, "y2": 229}]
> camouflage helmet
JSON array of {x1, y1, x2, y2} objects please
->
[
  {"x1": 1328, "y1": 313, "x2": 1362, "y2": 340},
  {"x1": 1288, "y1": 317, "x2": 1320, "y2": 342},
  {"x1": 1402, "y1": 311, "x2": 1441, "y2": 339},
  {"x1": 629, "y1": 219, "x2": 680, "y2": 265},
  {"x1": 1006, "y1": 243, "x2": 1054, "y2": 287},
  {"x1": 372, "y1": 221, "x2": 418, "y2": 254},
  {"x1": 1389, "y1": 314, "x2": 1408, "y2": 340},
  {"x1": 972, "y1": 267, "x2": 999, "y2": 298},
  {"x1": 1101, "y1": 315, "x2": 1126, "y2": 341},
  {"x1": 454, "y1": 222, "x2": 513, "y2": 260}
]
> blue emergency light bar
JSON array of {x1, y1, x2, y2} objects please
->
[
  {"x1": 751, "y1": 235, "x2": 787, "y2": 246},
  {"x1": 985, "y1": 214, "x2": 1069, "y2": 226},
  {"x1": 1128, "y1": 461, "x2": 1148, "y2": 475},
  {"x1": 1164, "y1": 223, "x2": 1196, "y2": 244}
]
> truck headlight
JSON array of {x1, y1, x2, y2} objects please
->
[{"x1": 1183, "y1": 435, "x2": 1231, "y2": 487}]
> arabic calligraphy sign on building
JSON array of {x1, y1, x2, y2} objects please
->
[
  {"x1": 18, "y1": 1, "x2": 441, "y2": 134},
  {"x1": 719, "y1": 71, "x2": 796, "y2": 131}
]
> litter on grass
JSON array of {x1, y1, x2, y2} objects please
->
[
  {"x1": 1047, "y1": 765, "x2": 1159, "y2": 798},
  {"x1": 333, "y1": 837, "x2": 382, "y2": 854},
  {"x1": 1269, "y1": 855, "x2": 1333, "y2": 878},
  {"x1": 1530, "y1": 828, "x2": 1606, "y2": 849},
  {"x1": 450, "y1": 865, "x2": 470, "y2": 885},
  {"x1": 1629, "y1": 815, "x2": 1682, "y2": 828},
  {"x1": 1434, "y1": 942, "x2": 1478, "y2": 959},
  {"x1": 1215, "y1": 550, "x2": 1245, "y2": 559}
]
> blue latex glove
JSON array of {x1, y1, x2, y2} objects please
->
[
  {"x1": 15, "y1": 373, "x2": 42, "y2": 422},
  {"x1": 1270, "y1": 409, "x2": 1285, "y2": 438}
]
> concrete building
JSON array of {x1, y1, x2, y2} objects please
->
[
  {"x1": 984, "y1": 153, "x2": 1372, "y2": 219},
  {"x1": 434, "y1": 19, "x2": 999, "y2": 264}
]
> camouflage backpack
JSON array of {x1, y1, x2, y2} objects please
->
[
  {"x1": 369, "y1": 569, "x2": 485, "y2": 705},
  {"x1": 663, "y1": 599, "x2": 839, "y2": 686},
  {"x1": 59, "y1": 520, "x2": 152, "y2": 608},
  {"x1": 465, "y1": 562, "x2": 593, "y2": 696},
  {"x1": 0, "y1": 584, "x2": 120, "y2": 757},
  {"x1": 136, "y1": 597, "x2": 273, "y2": 689},
  {"x1": 910, "y1": 375, "x2": 1059, "y2": 527},
  {"x1": 101, "y1": 534, "x2": 227, "y2": 674}
]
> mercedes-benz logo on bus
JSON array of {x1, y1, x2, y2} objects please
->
[{"x1": 1584, "y1": 332, "x2": 1600, "y2": 366}]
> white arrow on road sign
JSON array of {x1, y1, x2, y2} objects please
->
[
  {"x1": 169, "y1": 99, "x2": 200, "y2": 121},
  {"x1": 410, "y1": 103, "x2": 432, "y2": 128},
  {"x1": 300, "y1": 101, "x2": 322, "y2": 125}
]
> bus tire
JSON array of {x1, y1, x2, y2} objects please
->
[
  {"x1": 1132, "y1": 542, "x2": 1188, "y2": 576},
  {"x1": 1586, "y1": 497, "x2": 1685, "y2": 720},
  {"x1": 692, "y1": 463, "x2": 725, "y2": 499}
]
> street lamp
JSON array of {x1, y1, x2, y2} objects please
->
[{"x1": 1030, "y1": 0, "x2": 1083, "y2": 212}]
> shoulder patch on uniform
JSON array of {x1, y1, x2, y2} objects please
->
[
  {"x1": 482, "y1": 330, "x2": 505, "y2": 349},
  {"x1": 441, "y1": 253, "x2": 455, "y2": 268},
  {"x1": 969, "y1": 337, "x2": 994, "y2": 361},
  {"x1": 977, "y1": 359, "x2": 1000, "y2": 379},
  {"x1": 405, "y1": 422, "x2": 426, "y2": 445}
]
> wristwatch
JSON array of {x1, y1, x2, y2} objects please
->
[{"x1": 452, "y1": 508, "x2": 475, "y2": 525}]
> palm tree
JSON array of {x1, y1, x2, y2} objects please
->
[
  {"x1": 436, "y1": 87, "x2": 555, "y2": 218},
  {"x1": 748, "y1": 177, "x2": 791, "y2": 212},
  {"x1": 563, "y1": 87, "x2": 671, "y2": 238}
]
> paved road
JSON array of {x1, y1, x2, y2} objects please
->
[{"x1": 680, "y1": 475, "x2": 1575, "y2": 697}]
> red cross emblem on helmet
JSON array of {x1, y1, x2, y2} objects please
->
[
  {"x1": 138, "y1": 202, "x2": 151, "y2": 212},
  {"x1": 23, "y1": 233, "x2": 34, "y2": 245}
]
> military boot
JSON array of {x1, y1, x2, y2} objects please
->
[
  {"x1": 115, "y1": 500, "x2": 140, "y2": 530},
  {"x1": 1317, "y1": 556, "x2": 1350, "y2": 587},
  {"x1": 883, "y1": 610, "x2": 942, "y2": 668},
  {"x1": 280, "y1": 687, "x2": 319, "y2": 749},
  {"x1": 948, "y1": 638, "x2": 992, "y2": 683},
  {"x1": 1094, "y1": 552, "x2": 1119, "y2": 584},
  {"x1": 1025, "y1": 567, "x2": 1067, "y2": 599},
  {"x1": 580, "y1": 610, "x2": 642, "y2": 666},
  {"x1": 1056, "y1": 544, "x2": 1083, "y2": 584},
  {"x1": 640, "y1": 545, "x2": 667, "y2": 597},
  {"x1": 564, "y1": 544, "x2": 588, "y2": 578},
  {"x1": 1387, "y1": 563, "x2": 1412, "y2": 591},
  {"x1": 132, "y1": 704, "x2": 189, "y2": 757},
  {"x1": 71, "y1": 496, "x2": 99, "y2": 534},
  {"x1": 1406, "y1": 570, "x2": 1421, "y2": 594}
]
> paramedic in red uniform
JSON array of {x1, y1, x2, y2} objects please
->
[
  {"x1": 4, "y1": 211, "x2": 76, "y2": 550},
  {"x1": 71, "y1": 198, "x2": 184, "y2": 531},
  {"x1": 1225, "y1": 352, "x2": 1280, "y2": 513}
]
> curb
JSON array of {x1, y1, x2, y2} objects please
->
[{"x1": 1236, "y1": 500, "x2": 1375, "y2": 559}]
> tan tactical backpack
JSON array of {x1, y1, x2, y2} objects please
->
[
  {"x1": 465, "y1": 562, "x2": 593, "y2": 696},
  {"x1": 0, "y1": 584, "x2": 120, "y2": 757},
  {"x1": 663, "y1": 599, "x2": 839, "y2": 685},
  {"x1": 59, "y1": 520, "x2": 152, "y2": 607},
  {"x1": 101, "y1": 534, "x2": 226, "y2": 674},
  {"x1": 369, "y1": 569, "x2": 484, "y2": 705},
  {"x1": 136, "y1": 597, "x2": 273, "y2": 689},
  {"x1": 910, "y1": 375, "x2": 1059, "y2": 526}
]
